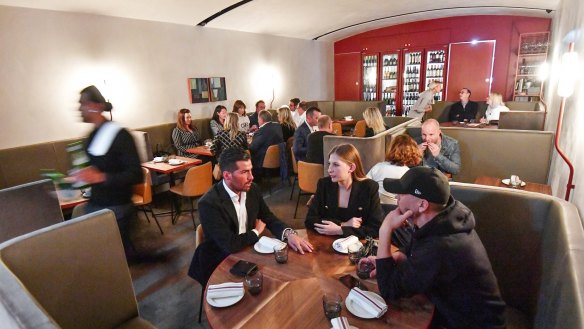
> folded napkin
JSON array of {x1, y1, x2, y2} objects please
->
[
  {"x1": 331, "y1": 316, "x2": 351, "y2": 329},
  {"x1": 334, "y1": 235, "x2": 359, "y2": 251},
  {"x1": 168, "y1": 159, "x2": 183, "y2": 165},
  {"x1": 258, "y1": 236, "x2": 286, "y2": 250},
  {"x1": 348, "y1": 287, "x2": 387, "y2": 318},
  {"x1": 207, "y1": 282, "x2": 244, "y2": 299}
]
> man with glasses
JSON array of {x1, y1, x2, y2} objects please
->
[{"x1": 448, "y1": 88, "x2": 479, "y2": 122}]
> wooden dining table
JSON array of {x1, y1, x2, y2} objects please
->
[
  {"x1": 474, "y1": 175, "x2": 552, "y2": 195},
  {"x1": 141, "y1": 156, "x2": 201, "y2": 176},
  {"x1": 205, "y1": 229, "x2": 433, "y2": 329},
  {"x1": 440, "y1": 122, "x2": 498, "y2": 129},
  {"x1": 186, "y1": 146, "x2": 214, "y2": 157}
]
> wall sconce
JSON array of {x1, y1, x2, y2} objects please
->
[{"x1": 554, "y1": 42, "x2": 577, "y2": 201}]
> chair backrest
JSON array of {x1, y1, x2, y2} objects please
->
[
  {"x1": 0, "y1": 209, "x2": 141, "y2": 328},
  {"x1": 298, "y1": 161, "x2": 324, "y2": 193},
  {"x1": 0, "y1": 179, "x2": 63, "y2": 244},
  {"x1": 353, "y1": 120, "x2": 367, "y2": 137},
  {"x1": 262, "y1": 144, "x2": 280, "y2": 169},
  {"x1": 183, "y1": 162, "x2": 213, "y2": 197},
  {"x1": 133, "y1": 167, "x2": 152, "y2": 205},
  {"x1": 130, "y1": 130, "x2": 153, "y2": 163},
  {"x1": 332, "y1": 122, "x2": 343, "y2": 136},
  {"x1": 291, "y1": 147, "x2": 298, "y2": 174},
  {"x1": 498, "y1": 111, "x2": 545, "y2": 130},
  {"x1": 195, "y1": 224, "x2": 204, "y2": 249}
]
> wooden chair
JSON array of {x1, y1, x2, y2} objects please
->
[
  {"x1": 133, "y1": 167, "x2": 163, "y2": 235},
  {"x1": 353, "y1": 120, "x2": 367, "y2": 137},
  {"x1": 332, "y1": 122, "x2": 343, "y2": 136},
  {"x1": 262, "y1": 144, "x2": 281, "y2": 194},
  {"x1": 0, "y1": 209, "x2": 156, "y2": 328},
  {"x1": 169, "y1": 162, "x2": 212, "y2": 228},
  {"x1": 195, "y1": 224, "x2": 205, "y2": 323},
  {"x1": 294, "y1": 161, "x2": 324, "y2": 218},
  {"x1": 289, "y1": 147, "x2": 298, "y2": 200}
]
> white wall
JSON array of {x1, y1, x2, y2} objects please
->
[
  {"x1": 544, "y1": 0, "x2": 584, "y2": 213},
  {"x1": 0, "y1": 5, "x2": 333, "y2": 148}
]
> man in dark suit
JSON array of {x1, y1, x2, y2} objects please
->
[
  {"x1": 293, "y1": 106, "x2": 321, "y2": 162},
  {"x1": 248, "y1": 100, "x2": 265, "y2": 132},
  {"x1": 249, "y1": 110, "x2": 283, "y2": 175},
  {"x1": 448, "y1": 88, "x2": 478, "y2": 122},
  {"x1": 306, "y1": 115, "x2": 335, "y2": 165},
  {"x1": 188, "y1": 148, "x2": 313, "y2": 285}
]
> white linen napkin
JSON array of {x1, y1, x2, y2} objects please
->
[
  {"x1": 258, "y1": 236, "x2": 286, "y2": 250},
  {"x1": 207, "y1": 282, "x2": 244, "y2": 299},
  {"x1": 331, "y1": 316, "x2": 351, "y2": 329},
  {"x1": 348, "y1": 287, "x2": 387, "y2": 318},
  {"x1": 334, "y1": 235, "x2": 359, "y2": 251}
]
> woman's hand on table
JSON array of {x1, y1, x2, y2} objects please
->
[
  {"x1": 287, "y1": 234, "x2": 313, "y2": 255},
  {"x1": 314, "y1": 220, "x2": 343, "y2": 235},
  {"x1": 342, "y1": 217, "x2": 362, "y2": 229}
]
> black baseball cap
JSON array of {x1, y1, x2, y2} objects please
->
[{"x1": 383, "y1": 167, "x2": 450, "y2": 204}]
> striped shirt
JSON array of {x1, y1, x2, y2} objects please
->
[{"x1": 172, "y1": 127, "x2": 202, "y2": 158}]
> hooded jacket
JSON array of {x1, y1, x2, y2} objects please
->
[{"x1": 376, "y1": 197, "x2": 506, "y2": 329}]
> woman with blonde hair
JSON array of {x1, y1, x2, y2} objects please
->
[
  {"x1": 363, "y1": 107, "x2": 388, "y2": 137},
  {"x1": 278, "y1": 105, "x2": 297, "y2": 141},
  {"x1": 481, "y1": 92, "x2": 510, "y2": 123},
  {"x1": 367, "y1": 134, "x2": 421, "y2": 204},
  {"x1": 233, "y1": 99, "x2": 250, "y2": 132},
  {"x1": 210, "y1": 112, "x2": 248, "y2": 158},
  {"x1": 172, "y1": 108, "x2": 202, "y2": 158},
  {"x1": 305, "y1": 144, "x2": 382, "y2": 238}
]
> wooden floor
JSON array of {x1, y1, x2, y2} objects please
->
[{"x1": 128, "y1": 179, "x2": 308, "y2": 329}]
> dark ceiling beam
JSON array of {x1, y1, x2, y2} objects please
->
[
  {"x1": 197, "y1": 0, "x2": 253, "y2": 26},
  {"x1": 313, "y1": 6, "x2": 554, "y2": 40}
]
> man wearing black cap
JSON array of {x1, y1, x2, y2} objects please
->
[{"x1": 361, "y1": 167, "x2": 506, "y2": 328}]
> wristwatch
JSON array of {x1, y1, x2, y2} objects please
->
[{"x1": 283, "y1": 228, "x2": 298, "y2": 240}]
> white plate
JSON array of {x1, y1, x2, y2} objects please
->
[
  {"x1": 254, "y1": 242, "x2": 274, "y2": 254},
  {"x1": 168, "y1": 160, "x2": 185, "y2": 166},
  {"x1": 345, "y1": 291, "x2": 386, "y2": 319},
  {"x1": 501, "y1": 178, "x2": 526, "y2": 187},
  {"x1": 332, "y1": 238, "x2": 363, "y2": 254},
  {"x1": 206, "y1": 291, "x2": 244, "y2": 308}
]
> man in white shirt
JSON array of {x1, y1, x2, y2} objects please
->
[
  {"x1": 188, "y1": 148, "x2": 313, "y2": 285},
  {"x1": 290, "y1": 97, "x2": 300, "y2": 123},
  {"x1": 293, "y1": 101, "x2": 307, "y2": 127}
]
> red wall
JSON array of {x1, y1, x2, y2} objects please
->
[{"x1": 334, "y1": 15, "x2": 551, "y2": 101}]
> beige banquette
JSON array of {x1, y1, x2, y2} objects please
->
[
  {"x1": 450, "y1": 183, "x2": 584, "y2": 328},
  {"x1": 428, "y1": 101, "x2": 544, "y2": 130},
  {"x1": 304, "y1": 100, "x2": 386, "y2": 119},
  {"x1": 0, "y1": 209, "x2": 155, "y2": 328},
  {"x1": 322, "y1": 116, "x2": 418, "y2": 173},
  {"x1": 405, "y1": 126, "x2": 553, "y2": 183}
]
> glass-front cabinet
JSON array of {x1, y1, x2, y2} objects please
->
[
  {"x1": 513, "y1": 32, "x2": 549, "y2": 102},
  {"x1": 362, "y1": 53, "x2": 378, "y2": 101},
  {"x1": 402, "y1": 50, "x2": 422, "y2": 117},
  {"x1": 381, "y1": 52, "x2": 399, "y2": 116}
]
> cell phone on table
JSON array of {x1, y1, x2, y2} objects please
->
[
  {"x1": 339, "y1": 274, "x2": 367, "y2": 291},
  {"x1": 229, "y1": 260, "x2": 258, "y2": 277}
]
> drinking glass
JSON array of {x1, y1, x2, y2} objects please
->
[
  {"x1": 244, "y1": 271, "x2": 263, "y2": 296},
  {"x1": 510, "y1": 175, "x2": 521, "y2": 188},
  {"x1": 348, "y1": 243, "x2": 362, "y2": 265},
  {"x1": 274, "y1": 244, "x2": 288, "y2": 264},
  {"x1": 322, "y1": 293, "x2": 342, "y2": 319},
  {"x1": 357, "y1": 261, "x2": 373, "y2": 279}
]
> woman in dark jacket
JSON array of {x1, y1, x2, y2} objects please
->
[{"x1": 305, "y1": 144, "x2": 382, "y2": 238}]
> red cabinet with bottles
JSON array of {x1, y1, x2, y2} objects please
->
[{"x1": 361, "y1": 46, "x2": 448, "y2": 116}]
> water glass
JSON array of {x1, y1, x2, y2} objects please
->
[
  {"x1": 244, "y1": 271, "x2": 263, "y2": 296},
  {"x1": 274, "y1": 244, "x2": 288, "y2": 264},
  {"x1": 322, "y1": 293, "x2": 342, "y2": 319},
  {"x1": 357, "y1": 261, "x2": 373, "y2": 279},
  {"x1": 348, "y1": 243, "x2": 361, "y2": 265}
]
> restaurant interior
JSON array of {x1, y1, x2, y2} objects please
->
[{"x1": 1, "y1": 0, "x2": 584, "y2": 328}]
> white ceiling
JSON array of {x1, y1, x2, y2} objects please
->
[{"x1": 0, "y1": 0, "x2": 557, "y2": 41}]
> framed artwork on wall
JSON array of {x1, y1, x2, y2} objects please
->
[
  {"x1": 209, "y1": 77, "x2": 227, "y2": 102},
  {"x1": 188, "y1": 78, "x2": 209, "y2": 103}
]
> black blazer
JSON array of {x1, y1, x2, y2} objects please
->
[
  {"x1": 306, "y1": 131, "x2": 334, "y2": 165},
  {"x1": 448, "y1": 101, "x2": 478, "y2": 122},
  {"x1": 305, "y1": 177, "x2": 382, "y2": 238},
  {"x1": 249, "y1": 122, "x2": 284, "y2": 168},
  {"x1": 293, "y1": 122, "x2": 311, "y2": 162},
  {"x1": 188, "y1": 182, "x2": 287, "y2": 285}
]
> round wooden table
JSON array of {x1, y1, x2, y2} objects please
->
[{"x1": 205, "y1": 229, "x2": 433, "y2": 328}]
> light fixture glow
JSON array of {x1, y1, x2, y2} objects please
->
[
  {"x1": 557, "y1": 51, "x2": 579, "y2": 97},
  {"x1": 538, "y1": 62, "x2": 550, "y2": 81},
  {"x1": 471, "y1": 39, "x2": 478, "y2": 45}
]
